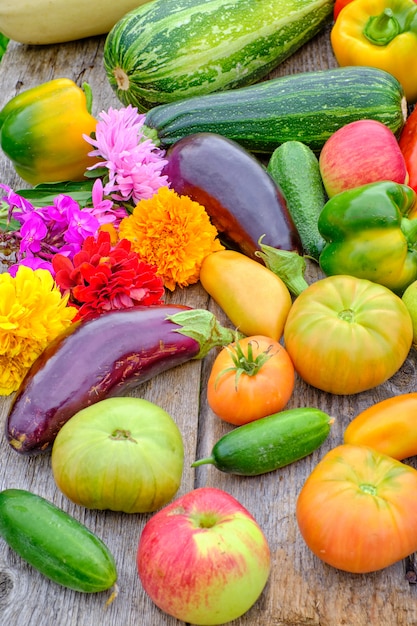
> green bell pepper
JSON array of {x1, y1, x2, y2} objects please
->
[{"x1": 318, "y1": 180, "x2": 417, "y2": 295}]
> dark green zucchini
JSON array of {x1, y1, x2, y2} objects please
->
[
  {"x1": 0, "y1": 489, "x2": 117, "y2": 593},
  {"x1": 143, "y1": 67, "x2": 407, "y2": 153},
  {"x1": 192, "y1": 407, "x2": 333, "y2": 476}
]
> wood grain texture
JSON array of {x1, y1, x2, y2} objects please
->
[{"x1": 1, "y1": 23, "x2": 417, "y2": 626}]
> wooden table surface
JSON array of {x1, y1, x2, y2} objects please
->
[{"x1": 1, "y1": 21, "x2": 417, "y2": 626}]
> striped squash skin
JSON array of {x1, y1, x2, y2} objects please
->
[
  {"x1": 103, "y1": 0, "x2": 334, "y2": 111},
  {"x1": 143, "y1": 67, "x2": 408, "y2": 153}
]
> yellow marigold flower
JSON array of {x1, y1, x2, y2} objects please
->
[
  {"x1": 0, "y1": 266, "x2": 77, "y2": 395},
  {"x1": 118, "y1": 186, "x2": 224, "y2": 290}
]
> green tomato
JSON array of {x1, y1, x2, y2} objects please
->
[
  {"x1": 51, "y1": 397, "x2": 184, "y2": 513},
  {"x1": 284, "y1": 274, "x2": 413, "y2": 395}
]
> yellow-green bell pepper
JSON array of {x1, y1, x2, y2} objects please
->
[
  {"x1": 0, "y1": 78, "x2": 98, "y2": 185},
  {"x1": 318, "y1": 180, "x2": 417, "y2": 295},
  {"x1": 331, "y1": 0, "x2": 417, "y2": 103}
]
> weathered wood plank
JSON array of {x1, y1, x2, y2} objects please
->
[{"x1": 1, "y1": 23, "x2": 417, "y2": 626}]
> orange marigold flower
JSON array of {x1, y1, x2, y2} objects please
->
[{"x1": 118, "y1": 186, "x2": 224, "y2": 290}]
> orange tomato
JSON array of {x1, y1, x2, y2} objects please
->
[
  {"x1": 296, "y1": 444, "x2": 417, "y2": 573},
  {"x1": 344, "y1": 393, "x2": 417, "y2": 460},
  {"x1": 207, "y1": 335, "x2": 295, "y2": 425}
]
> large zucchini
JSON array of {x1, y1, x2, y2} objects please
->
[
  {"x1": 103, "y1": 0, "x2": 334, "y2": 111},
  {"x1": 143, "y1": 67, "x2": 407, "y2": 153}
]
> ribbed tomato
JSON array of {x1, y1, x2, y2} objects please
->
[
  {"x1": 283, "y1": 275, "x2": 412, "y2": 395},
  {"x1": 296, "y1": 444, "x2": 417, "y2": 573}
]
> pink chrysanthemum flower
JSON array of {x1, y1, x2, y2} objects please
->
[{"x1": 84, "y1": 105, "x2": 169, "y2": 205}]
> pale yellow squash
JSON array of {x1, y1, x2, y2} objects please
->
[{"x1": 0, "y1": 0, "x2": 151, "y2": 45}]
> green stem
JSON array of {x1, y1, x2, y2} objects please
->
[
  {"x1": 168, "y1": 309, "x2": 243, "y2": 359},
  {"x1": 364, "y1": 9, "x2": 401, "y2": 46},
  {"x1": 82, "y1": 82, "x2": 93, "y2": 114},
  {"x1": 255, "y1": 241, "x2": 309, "y2": 297},
  {"x1": 191, "y1": 456, "x2": 215, "y2": 468},
  {"x1": 402, "y1": 218, "x2": 417, "y2": 249},
  {"x1": 142, "y1": 124, "x2": 161, "y2": 147}
]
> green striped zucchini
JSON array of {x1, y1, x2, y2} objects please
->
[
  {"x1": 191, "y1": 407, "x2": 333, "y2": 476},
  {"x1": 103, "y1": 0, "x2": 334, "y2": 111},
  {"x1": 0, "y1": 489, "x2": 117, "y2": 593},
  {"x1": 143, "y1": 66, "x2": 408, "y2": 153}
]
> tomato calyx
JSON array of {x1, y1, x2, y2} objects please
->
[
  {"x1": 215, "y1": 337, "x2": 274, "y2": 391},
  {"x1": 109, "y1": 428, "x2": 138, "y2": 443},
  {"x1": 359, "y1": 483, "x2": 377, "y2": 496},
  {"x1": 338, "y1": 308, "x2": 355, "y2": 323}
]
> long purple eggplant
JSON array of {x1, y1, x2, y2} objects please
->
[
  {"x1": 163, "y1": 132, "x2": 302, "y2": 260},
  {"x1": 6, "y1": 305, "x2": 237, "y2": 455}
]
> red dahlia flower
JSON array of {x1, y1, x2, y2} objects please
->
[{"x1": 52, "y1": 230, "x2": 165, "y2": 322}]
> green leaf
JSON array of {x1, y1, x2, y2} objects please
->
[
  {"x1": 16, "y1": 180, "x2": 94, "y2": 207},
  {"x1": 0, "y1": 33, "x2": 9, "y2": 62}
]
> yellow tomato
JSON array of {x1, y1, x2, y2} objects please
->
[
  {"x1": 344, "y1": 393, "x2": 417, "y2": 459},
  {"x1": 200, "y1": 250, "x2": 292, "y2": 341}
]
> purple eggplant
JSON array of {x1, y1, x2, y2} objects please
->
[
  {"x1": 163, "y1": 132, "x2": 302, "y2": 260},
  {"x1": 6, "y1": 305, "x2": 236, "y2": 455}
]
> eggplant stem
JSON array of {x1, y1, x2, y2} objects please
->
[{"x1": 168, "y1": 309, "x2": 243, "y2": 359}]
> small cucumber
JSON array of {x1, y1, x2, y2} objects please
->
[
  {"x1": 0, "y1": 489, "x2": 117, "y2": 593},
  {"x1": 192, "y1": 407, "x2": 333, "y2": 476},
  {"x1": 267, "y1": 141, "x2": 326, "y2": 261}
]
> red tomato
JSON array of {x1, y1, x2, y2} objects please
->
[
  {"x1": 207, "y1": 335, "x2": 295, "y2": 425},
  {"x1": 296, "y1": 444, "x2": 417, "y2": 573},
  {"x1": 333, "y1": 0, "x2": 356, "y2": 19},
  {"x1": 399, "y1": 106, "x2": 417, "y2": 195},
  {"x1": 344, "y1": 393, "x2": 417, "y2": 459},
  {"x1": 283, "y1": 275, "x2": 413, "y2": 395},
  {"x1": 334, "y1": 0, "x2": 416, "y2": 19}
]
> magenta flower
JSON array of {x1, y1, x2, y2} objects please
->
[
  {"x1": 1, "y1": 189, "x2": 102, "y2": 276},
  {"x1": 19, "y1": 213, "x2": 47, "y2": 254},
  {"x1": 84, "y1": 105, "x2": 169, "y2": 205},
  {"x1": 86, "y1": 178, "x2": 128, "y2": 227}
]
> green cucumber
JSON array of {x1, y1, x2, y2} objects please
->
[
  {"x1": 104, "y1": 0, "x2": 334, "y2": 111},
  {"x1": 143, "y1": 66, "x2": 407, "y2": 153},
  {"x1": 192, "y1": 407, "x2": 333, "y2": 476},
  {"x1": 0, "y1": 489, "x2": 117, "y2": 593},
  {"x1": 267, "y1": 141, "x2": 327, "y2": 260}
]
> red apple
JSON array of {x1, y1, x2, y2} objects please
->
[
  {"x1": 137, "y1": 487, "x2": 271, "y2": 625},
  {"x1": 319, "y1": 119, "x2": 408, "y2": 197}
]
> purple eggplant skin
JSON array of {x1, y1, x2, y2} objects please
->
[
  {"x1": 6, "y1": 304, "x2": 201, "y2": 456},
  {"x1": 163, "y1": 132, "x2": 302, "y2": 260}
]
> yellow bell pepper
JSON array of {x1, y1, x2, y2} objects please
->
[
  {"x1": 331, "y1": 0, "x2": 417, "y2": 103},
  {"x1": 0, "y1": 78, "x2": 98, "y2": 185}
]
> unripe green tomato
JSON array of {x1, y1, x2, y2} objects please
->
[{"x1": 51, "y1": 397, "x2": 184, "y2": 513}]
